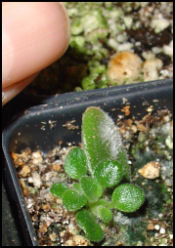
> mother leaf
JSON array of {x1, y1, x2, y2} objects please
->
[{"x1": 82, "y1": 107, "x2": 123, "y2": 175}]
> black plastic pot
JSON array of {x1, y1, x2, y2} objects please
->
[{"x1": 2, "y1": 79, "x2": 173, "y2": 246}]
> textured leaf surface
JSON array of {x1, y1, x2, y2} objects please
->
[
  {"x1": 98, "y1": 206, "x2": 112, "y2": 223},
  {"x1": 112, "y1": 184, "x2": 145, "y2": 213},
  {"x1": 80, "y1": 176, "x2": 103, "y2": 203},
  {"x1": 91, "y1": 203, "x2": 112, "y2": 224},
  {"x1": 50, "y1": 183, "x2": 68, "y2": 198},
  {"x1": 76, "y1": 209, "x2": 104, "y2": 242},
  {"x1": 64, "y1": 147, "x2": 87, "y2": 180},
  {"x1": 62, "y1": 189, "x2": 87, "y2": 211},
  {"x1": 82, "y1": 107, "x2": 122, "y2": 175},
  {"x1": 94, "y1": 160, "x2": 123, "y2": 188}
]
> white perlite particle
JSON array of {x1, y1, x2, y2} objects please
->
[
  {"x1": 154, "y1": 224, "x2": 160, "y2": 230},
  {"x1": 32, "y1": 172, "x2": 42, "y2": 188},
  {"x1": 160, "y1": 227, "x2": 166, "y2": 234}
]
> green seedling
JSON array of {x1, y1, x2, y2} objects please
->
[{"x1": 50, "y1": 107, "x2": 145, "y2": 242}]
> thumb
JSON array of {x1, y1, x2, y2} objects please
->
[{"x1": 2, "y1": 2, "x2": 70, "y2": 105}]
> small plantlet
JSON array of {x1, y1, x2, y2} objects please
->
[{"x1": 50, "y1": 107, "x2": 145, "y2": 242}]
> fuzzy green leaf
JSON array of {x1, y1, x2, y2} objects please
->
[
  {"x1": 80, "y1": 176, "x2": 103, "y2": 203},
  {"x1": 98, "y1": 206, "x2": 112, "y2": 224},
  {"x1": 82, "y1": 107, "x2": 123, "y2": 175},
  {"x1": 112, "y1": 184, "x2": 145, "y2": 213},
  {"x1": 94, "y1": 160, "x2": 123, "y2": 188},
  {"x1": 62, "y1": 189, "x2": 87, "y2": 211},
  {"x1": 90, "y1": 199, "x2": 113, "y2": 211},
  {"x1": 91, "y1": 204, "x2": 112, "y2": 224},
  {"x1": 64, "y1": 147, "x2": 87, "y2": 180},
  {"x1": 50, "y1": 183, "x2": 68, "y2": 198},
  {"x1": 76, "y1": 209, "x2": 104, "y2": 242}
]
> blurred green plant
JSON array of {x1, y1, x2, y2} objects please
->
[{"x1": 50, "y1": 107, "x2": 145, "y2": 242}]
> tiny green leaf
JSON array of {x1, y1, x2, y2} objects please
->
[
  {"x1": 76, "y1": 210, "x2": 104, "y2": 242},
  {"x1": 62, "y1": 189, "x2": 87, "y2": 211},
  {"x1": 112, "y1": 183, "x2": 145, "y2": 213},
  {"x1": 82, "y1": 107, "x2": 123, "y2": 175},
  {"x1": 80, "y1": 176, "x2": 103, "y2": 203},
  {"x1": 94, "y1": 160, "x2": 123, "y2": 188},
  {"x1": 50, "y1": 183, "x2": 68, "y2": 198},
  {"x1": 64, "y1": 147, "x2": 87, "y2": 180},
  {"x1": 91, "y1": 204, "x2": 112, "y2": 224},
  {"x1": 98, "y1": 206, "x2": 112, "y2": 224}
]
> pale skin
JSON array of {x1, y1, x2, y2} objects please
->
[{"x1": 2, "y1": 2, "x2": 70, "y2": 106}]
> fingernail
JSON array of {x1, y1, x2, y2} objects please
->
[{"x1": 2, "y1": 73, "x2": 38, "y2": 106}]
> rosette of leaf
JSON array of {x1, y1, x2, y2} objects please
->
[{"x1": 50, "y1": 107, "x2": 145, "y2": 242}]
